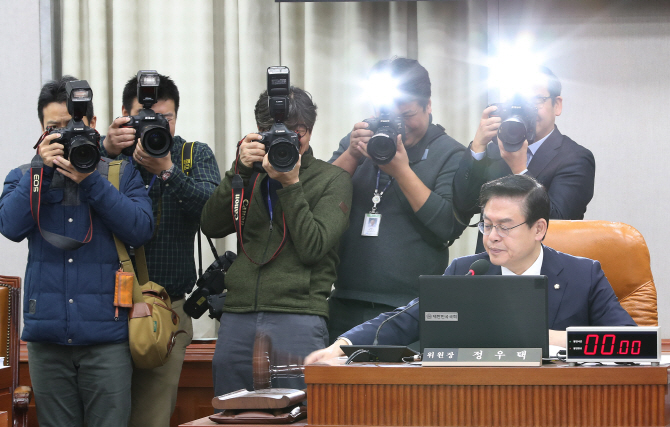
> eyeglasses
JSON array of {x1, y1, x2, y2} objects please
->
[
  {"x1": 532, "y1": 96, "x2": 552, "y2": 106},
  {"x1": 478, "y1": 221, "x2": 527, "y2": 237},
  {"x1": 292, "y1": 124, "x2": 309, "y2": 138}
]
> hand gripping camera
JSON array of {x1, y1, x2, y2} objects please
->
[
  {"x1": 254, "y1": 66, "x2": 301, "y2": 173},
  {"x1": 121, "y1": 70, "x2": 174, "y2": 158},
  {"x1": 489, "y1": 95, "x2": 537, "y2": 152},
  {"x1": 48, "y1": 80, "x2": 101, "y2": 173},
  {"x1": 363, "y1": 107, "x2": 405, "y2": 165},
  {"x1": 184, "y1": 251, "x2": 237, "y2": 320}
]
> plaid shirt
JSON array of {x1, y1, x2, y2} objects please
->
[{"x1": 101, "y1": 135, "x2": 221, "y2": 297}]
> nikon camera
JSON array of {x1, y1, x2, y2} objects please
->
[
  {"x1": 48, "y1": 80, "x2": 101, "y2": 173},
  {"x1": 254, "y1": 66, "x2": 301, "y2": 173},
  {"x1": 489, "y1": 95, "x2": 537, "y2": 152},
  {"x1": 121, "y1": 70, "x2": 174, "y2": 158},
  {"x1": 363, "y1": 108, "x2": 405, "y2": 165}
]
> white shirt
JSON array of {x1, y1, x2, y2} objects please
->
[
  {"x1": 501, "y1": 245, "x2": 544, "y2": 276},
  {"x1": 470, "y1": 129, "x2": 555, "y2": 175}
]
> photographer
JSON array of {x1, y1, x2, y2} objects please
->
[
  {"x1": 327, "y1": 58, "x2": 467, "y2": 343},
  {"x1": 101, "y1": 73, "x2": 221, "y2": 427},
  {"x1": 453, "y1": 67, "x2": 596, "y2": 253},
  {"x1": 0, "y1": 76, "x2": 153, "y2": 426},
  {"x1": 201, "y1": 85, "x2": 352, "y2": 395}
]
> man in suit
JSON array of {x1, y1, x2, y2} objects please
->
[
  {"x1": 453, "y1": 67, "x2": 595, "y2": 253},
  {"x1": 305, "y1": 175, "x2": 634, "y2": 364}
]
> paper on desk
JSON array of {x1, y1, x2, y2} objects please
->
[{"x1": 549, "y1": 345, "x2": 565, "y2": 358}]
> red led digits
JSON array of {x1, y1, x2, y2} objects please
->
[{"x1": 584, "y1": 334, "x2": 599, "y2": 355}]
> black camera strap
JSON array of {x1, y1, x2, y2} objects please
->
[
  {"x1": 231, "y1": 140, "x2": 289, "y2": 266},
  {"x1": 181, "y1": 141, "x2": 219, "y2": 277},
  {"x1": 29, "y1": 152, "x2": 93, "y2": 251}
]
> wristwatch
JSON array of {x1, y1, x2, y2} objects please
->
[{"x1": 159, "y1": 164, "x2": 176, "y2": 182}]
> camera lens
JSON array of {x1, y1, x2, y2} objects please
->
[
  {"x1": 69, "y1": 137, "x2": 100, "y2": 173},
  {"x1": 367, "y1": 132, "x2": 397, "y2": 165},
  {"x1": 268, "y1": 139, "x2": 300, "y2": 172},
  {"x1": 498, "y1": 118, "x2": 527, "y2": 152},
  {"x1": 141, "y1": 126, "x2": 173, "y2": 158}
]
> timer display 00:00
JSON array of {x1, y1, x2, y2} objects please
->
[{"x1": 567, "y1": 329, "x2": 658, "y2": 360}]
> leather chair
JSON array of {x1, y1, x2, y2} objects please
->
[
  {"x1": 543, "y1": 220, "x2": 657, "y2": 326},
  {"x1": 0, "y1": 275, "x2": 31, "y2": 427}
]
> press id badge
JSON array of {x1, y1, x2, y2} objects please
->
[{"x1": 362, "y1": 213, "x2": 381, "y2": 236}]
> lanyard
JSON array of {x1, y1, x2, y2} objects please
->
[
  {"x1": 267, "y1": 178, "x2": 274, "y2": 224},
  {"x1": 370, "y1": 169, "x2": 394, "y2": 214}
]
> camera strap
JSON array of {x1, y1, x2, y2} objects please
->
[
  {"x1": 231, "y1": 140, "x2": 288, "y2": 265},
  {"x1": 181, "y1": 141, "x2": 220, "y2": 277},
  {"x1": 29, "y1": 153, "x2": 93, "y2": 251}
]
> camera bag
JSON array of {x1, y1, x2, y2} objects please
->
[{"x1": 108, "y1": 160, "x2": 180, "y2": 369}]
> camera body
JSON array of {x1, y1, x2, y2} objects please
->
[
  {"x1": 489, "y1": 96, "x2": 537, "y2": 152},
  {"x1": 256, "y1": 123, "x2": 301, "y2": 173},
  {"x1": 49, "y1": 80, "x2": 101, "y2": 174},
  {"x1": 254, "y1": 66, "x2": 301, "y2": 173},
  {"x1": 183, "y1": 251, "x2": 237, "y2": 320},
  {"x1": 363, "y1": 109, "x2": 405, "y2": 165},
  {"x1": 121, "y1": 70, "x2": 174, "y2": 158}
]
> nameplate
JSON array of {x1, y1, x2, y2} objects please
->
[{"x1": 422, "y1": 348, "x2": 542, "y2": 366}]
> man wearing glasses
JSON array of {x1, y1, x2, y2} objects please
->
[
  {"x1": 201, "y1": 86, "x2": 352, "y2": 395},
  {"x1": 453, "y1": 67, "x2": 595, "y2": 253},
  {"x1": 327, "y1": 58, "x2": 467, "y2": 344},
  {"x1": 305, "y1": 175, "x2": 633, "y2": 364}
]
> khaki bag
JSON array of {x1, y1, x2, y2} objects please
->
[{"x1": 109, "y1": 160, "x2": 180, "y2": 369}]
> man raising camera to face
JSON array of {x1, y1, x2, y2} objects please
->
[
  {"x1": 201, "y1": 75, "x2": 352, "y2": 396},
  {"x1": 327, "y1": 58, "x2": 467, "y2": 344},
  {"x1": 453, "y1": 67, "x2": 596, "y2": 253},
  {"x1": 100, "y1": 72, "x2": 221, "y2": 427},
  {"x1": 0, "y1": 76, "x2": 154, "y2": 427}
]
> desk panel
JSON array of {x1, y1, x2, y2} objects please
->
[{"x1": 305, "y1": 363, "x2": 670, "y2": 427}]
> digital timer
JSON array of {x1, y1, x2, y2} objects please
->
[{"x1": 566, "y1": 326, "x2": 660, "y2": 364}]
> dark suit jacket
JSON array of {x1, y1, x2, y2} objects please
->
[
  {"x1": 452, "y1": 127, "x2": 596, "y2": 252},
  {"x1": 342, "y1": 246, "x2": 635, "y2": 346}
]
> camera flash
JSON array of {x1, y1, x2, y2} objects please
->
[
  {"x1": 140, "y1": 74, "x2": 159, "y2": 87},
  {"x1": 71, "y1": 89, "x2": 91, "y2": 101}
]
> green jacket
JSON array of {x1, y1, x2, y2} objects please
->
[{"x1": 201, "y1": 147, "x2": 352, "y2": 318}]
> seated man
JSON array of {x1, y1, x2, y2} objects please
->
[
  {"x1": 201, "y1": 86, "x2": 352, "y2": 395},
  {"x1": 306, "y1": 174, "x2": 634, "y2": 363}
]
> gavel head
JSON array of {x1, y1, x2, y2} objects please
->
[
  {"x1": 252, "y1": 332, "x2": 305, "y2": 391},
  {"x1": 253, "y1": 332, "x2": 273, "y2": 390}
]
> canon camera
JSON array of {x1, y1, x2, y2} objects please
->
[
  {"x1": 254, "y1": 66, "x2": 301, "y2": 173},
  {"x1": 121, "y1": 70, "x2": 174, "y2": 158},
  {"x1": 48, "y1": 80, "x2": 101, "y2": 174}
]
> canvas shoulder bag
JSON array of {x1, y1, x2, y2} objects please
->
[{"x1": 109, "y1": 160, "x2": 180, "y2": 369}]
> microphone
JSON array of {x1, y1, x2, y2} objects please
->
[
  {"x1": 466, "y1": 259, "x2": 490, "y2": 276},
  {"x1": 372, "y1": 299, "x2": 420, "y2": 346}
]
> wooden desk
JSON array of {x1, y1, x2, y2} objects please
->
[
  {"x1": 179, "y1": 417, "x2": 307, "y2": 427},
  {"x1": 305, "y1": 362, "x2": 670, "y2": 427}
]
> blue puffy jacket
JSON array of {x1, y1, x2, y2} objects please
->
[{"x1": 0, "y1": 159, "x2": 154, "y2": 345}]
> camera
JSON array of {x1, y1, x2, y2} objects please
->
[
  {"x1": 121, "y1": 70, "x2": 174, "y2": 158},
  {"x1": 489, "y1": 95, "x2": 537, "y2": 152},
  {"x1": 254, "y1": 66, "x2": 301, "y2": 173},
  {"x1": 184, "y1": 251, "x2": 237, "y2": 320},
  {"x1": 363, "y1": 108, "x2": 405, "y2": 165},
  {"x1": 48, "y1": 80, "x2": 101, "y2": 174}
]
